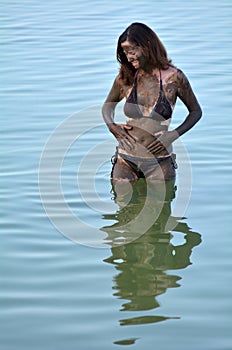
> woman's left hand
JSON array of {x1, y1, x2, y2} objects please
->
[{"x1": 146, "y1": 130, "x2": 178, "y2": 154}]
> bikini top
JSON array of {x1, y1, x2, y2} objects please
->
[{"x1": 124, "y1": 70, "x2": 173, "y2": 121}]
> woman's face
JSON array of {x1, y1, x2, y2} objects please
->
[{"x1": 121, "y1": 40, "x2": 145, "y2": 69}]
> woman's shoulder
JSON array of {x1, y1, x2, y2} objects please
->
[
  {"x1": 175, "y1": 67, "x2": 192, "y2": 87},
  {"x1": 107, "y1": 73, "x2": 129, "y2": 100},
  {"x1": 114, "y1": 73, "x2": 133, "y2": 96},
  {"x1": 161, "y1": 66, "x2": 177, "y2": 83},
  {"x1": 114, "y1": 73, "x2": 124, "y2": 86},
  {"x1": 109, "y1": 73, "x2": 127, "y2": 91},
  {"x1": 163, "y1": 65, "x2": 184, "y2": 77},
  {"x1": 163, "y1": 66, "x2": 189, "y2": 84}
]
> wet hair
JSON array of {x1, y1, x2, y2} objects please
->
[{"x1": 117, "y1": 22, "x2": 172, "y2": 85}]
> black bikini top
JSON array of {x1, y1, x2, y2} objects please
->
[{"x1": 124, "y1": 70, "x2": 173, "y2": 121}]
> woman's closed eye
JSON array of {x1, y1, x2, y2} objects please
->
[{"x1": 122, "y1": 46, "x2": 138, "y2": 55}]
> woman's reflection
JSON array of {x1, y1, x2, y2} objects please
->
[{"x1": 101, "y1": 179, "x2": 201, "y2": 326}]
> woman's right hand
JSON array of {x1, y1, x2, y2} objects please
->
[{"x1": 108, "y1": 123, "x2": 136, "y2": 150}]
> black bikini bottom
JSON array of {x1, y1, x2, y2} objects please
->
[{"x1": 118, "y1": 153, "x2": 171, "y2": 178}]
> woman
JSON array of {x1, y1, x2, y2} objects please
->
[{"x1": 102, "y1": 22, "x2": 202, "y2": 181}]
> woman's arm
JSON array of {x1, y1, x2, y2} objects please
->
[
  {"x1": 147, "y1": 70, "x2": 202, "y2": 154},
  {"x1": 174, "y1": 69, "x2": 202, "y2": 136},
  {"x1": 102, "y1": 76, "x2": 135, "y2": 149},
  {"x1": 102, "y1": 76, "x2": 122, "y2": 126}
]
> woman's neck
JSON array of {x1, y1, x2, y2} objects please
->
[{"x1": 137, "y1": 67, "x2": 160, "y2": 79}]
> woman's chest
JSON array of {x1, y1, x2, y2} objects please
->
[
  {"x1": 125, "y1": 74, "x2": 179, "y2": 107},
  {"x1": 136, "y1": 77, "x2": 160, "y2": 107}
]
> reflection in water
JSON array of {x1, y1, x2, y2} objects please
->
[{"x1": 101, "y1": 179, "x2": 201, "y2": 331}]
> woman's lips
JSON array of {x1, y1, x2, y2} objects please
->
[{"x1": 131, "y1": 60, "x2": 139, "y2": 67}]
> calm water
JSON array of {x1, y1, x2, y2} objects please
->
[{"x1": 1, "y1": 1, "x2": 232, "y2": 349}]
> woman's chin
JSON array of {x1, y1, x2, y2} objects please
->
[{"x1": 131, "y1": 61, "x2": 139, "y2": 68}]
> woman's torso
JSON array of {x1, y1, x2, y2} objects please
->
[{"x1": 119, "y1": 66, "x2": 179, "y2": 158}]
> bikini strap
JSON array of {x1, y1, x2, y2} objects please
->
[
  {"x1": 126, "y1": 71, "x2": 138, "y2": 103},
  {"x1": 134, "y1": 70, "x2": 138, "y2": 86},
  {"x1": 132, "y1": 71, "x2": 139, "y2": 99},
  {"x1": 159, "y1": 70, "x2": 163, "y2": 91}
]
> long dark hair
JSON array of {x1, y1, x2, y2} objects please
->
[{"x1": 117, "y1": 22, "x2": 172, "y2": 85}]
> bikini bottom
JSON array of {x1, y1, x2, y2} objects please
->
[{"x1": 111, "y1": 150, "x2": 177, "y2": 179}]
